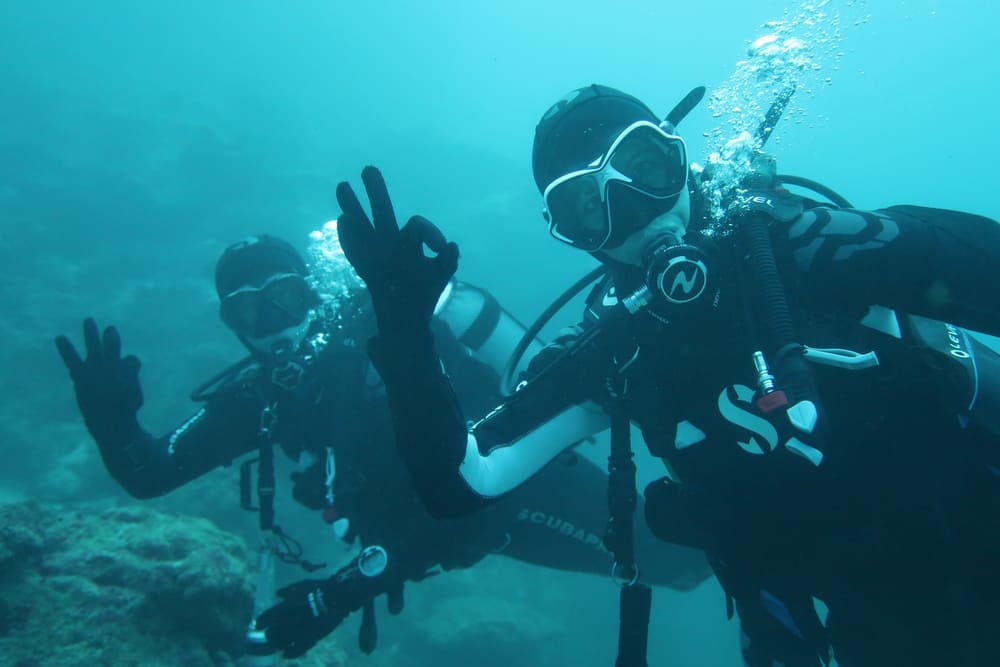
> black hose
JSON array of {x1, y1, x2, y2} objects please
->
[
  {"x1": 190, "y1": 355, "x2": 254, "y2": 401},
  {"x1": 741, "y1": 211, "x2": 822, "y2": 407},
  {"x1": 776, "y1": 174, "x2": 854, "y2": 209},
  {"x1": 500, "y1": 265, "x2": 608, "y2": 396},
  {"x1": 742, "y1": 213, "x2": 795, "y2": 352}
]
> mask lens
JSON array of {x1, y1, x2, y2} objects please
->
[
  {"x1": 220, "y1": 273, "x2": 311, "y2": 337},
  {"x1": 219, "y1": 291, "x2": 259, "y2": 333},
  {"x1": 609, "y1": 125, "x2": 687, "y2": 197},
  {"x1": 546, "y1": 175, "x2": 610, "y2": 251}
]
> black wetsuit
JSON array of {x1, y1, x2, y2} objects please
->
[
  {"x1": 95, "y1": 281, "x2": 707, "y2": 626},
  {"x1": 371, "y1": 202, "x2": 1000, "y2": 666}
]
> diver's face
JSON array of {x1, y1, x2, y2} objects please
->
[
  {"x1": 240, "y1": 319, "x2": 312, "y2": 359},
  {"x1": 218, "y1": 272, "x2": 315, "y2": 359},
  {"x1": 220, "y1": 273, "x2": 313, "y2": 337},
  {"x1": 601, "y1": 187, "x2": 691, "y2": 266}
]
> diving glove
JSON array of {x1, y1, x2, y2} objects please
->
[
  {"x1": 335, "y1": 166, "x2": 459, "y2": 337},
  {"x1": 250, "y1": 550, "x2": 387, "y2": 658},
  {"x1": 55, "y1": 318, "x2": 144, "y2": 452}
]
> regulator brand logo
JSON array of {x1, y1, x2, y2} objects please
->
[
  {"x1": 601, "y1": 286, "x2": 619, "y2": 307},
  {"x1": 658, "y1": 255, "x2": 707, "y2": 304},
  {"x1": 944, "y1": 323, "x2": 971, "y2": 359},
  {"x1": 713, "y1": 384, "x2": 824, "y2": 467},
  {"x1": 717, "y1": 384, "x2": 778, "y2": 455}
]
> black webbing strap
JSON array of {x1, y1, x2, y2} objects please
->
[
  {"x1": 617, "y1": 584, "x2": 653, "y2": 667},
  {"x1": 605, "y1": 393, "x2": 637, "y2": 569},
  {"x1": 604, "y1": 343, "x2": 652, "y2": 667},
  {"x1": 359, "y1": 598, "x2": 377, "y2": 654},
  {"x1": 257, "y1": 404, "x2": 278, "y2": 531}
]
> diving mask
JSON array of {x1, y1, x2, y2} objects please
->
[
  {"x1": 542, "y1": 121, "x2": 689, "y2": 252},
  {"x1": 219, "y1": 272, "x2": 314, "y2": 339}
]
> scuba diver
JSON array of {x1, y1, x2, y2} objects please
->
[
  {"x1": 333, "y1": 84, "x2": 1000, "y2": 667},
  {"x1": 55, "y1": 232, "x2": 709, "y2": 660}
]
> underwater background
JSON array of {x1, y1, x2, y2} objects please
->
[{"x1": 2, "y1": 1, "x2": 998, "y2": 665}]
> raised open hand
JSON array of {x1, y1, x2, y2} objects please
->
[{"x1": 55, "y1": 318, "x2": 143, "y2": 448}]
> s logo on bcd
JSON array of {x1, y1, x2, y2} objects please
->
[{"x1": 717, "y1": 384, "x2": 778, "y2": 455}]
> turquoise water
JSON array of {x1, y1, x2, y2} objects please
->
[{"x1": 2, "y1": 1, "x2": 998, "y2": 664}]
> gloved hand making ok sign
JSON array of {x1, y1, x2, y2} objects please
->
[
  {"x1": 55, "y1": 318, "x2": 144, "y2": 457},
  {"x1": 335, "y1": 166, "x2": 459, "y2": 337}
]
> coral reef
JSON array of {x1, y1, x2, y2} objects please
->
[{"x1": 0, "y1": 501, "x2": 254, "y2": 666}]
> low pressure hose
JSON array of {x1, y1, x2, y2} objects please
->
[
  {"x1": 740, "y1": 212, "x2": 821, "y2": 408},
  {"x1": 741, "y1": 213, "x2": 795, "y2": 352}
]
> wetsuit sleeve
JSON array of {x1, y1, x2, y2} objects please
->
[
  {"x1": 775, "y1": 205, "x2": 1000, "y2": 334},
  {"x1": 483, "y1": 450, "x2": 711, "y2": 591},
  {"x1": 107, "y1": 391, "x2": 262, "y2": 499},
  {"x1": 367, "y1": 324, "x2": 609, "y2": 519}
]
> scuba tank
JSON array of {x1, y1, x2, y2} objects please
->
[{"x1": 433, "y1": 279, "x2": 545, "y2": 388}]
